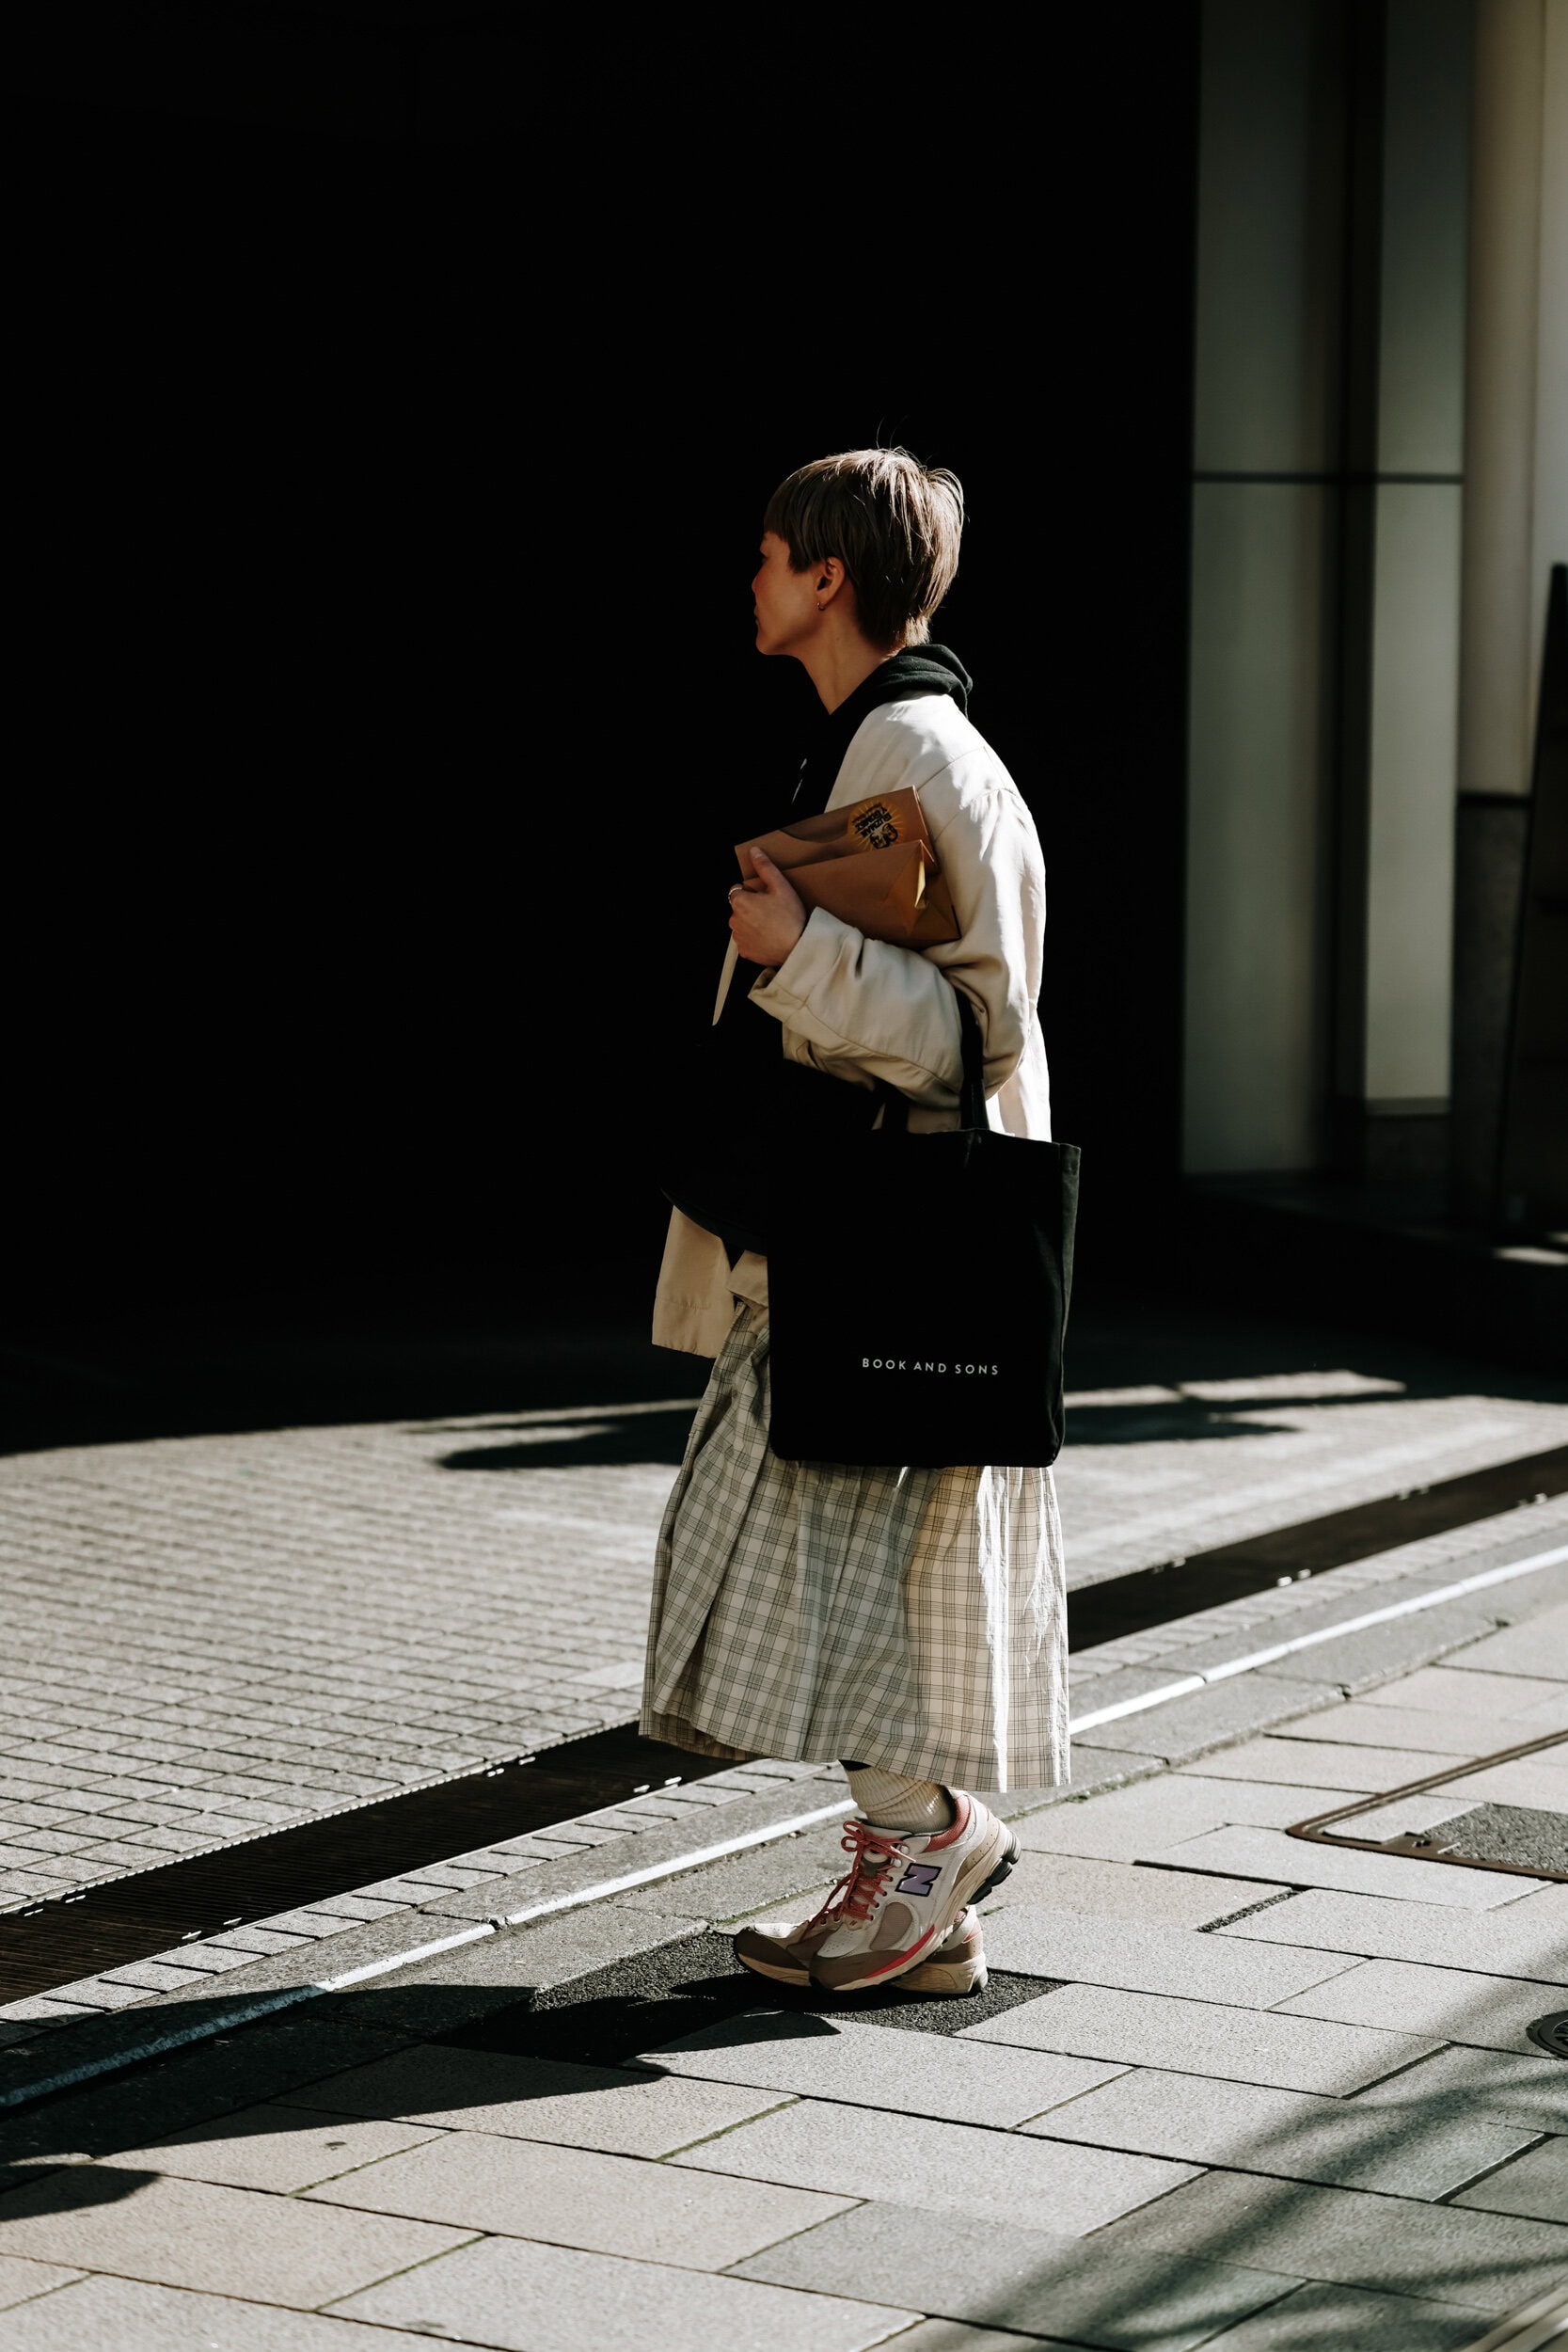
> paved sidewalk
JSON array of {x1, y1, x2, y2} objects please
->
[
  {"x1": 0, "y1": 1584, "x2": 1563, "y2": 2349},
  {"x1": 3, "y1": 1344, "x2": 1564, "y2": 1911}
]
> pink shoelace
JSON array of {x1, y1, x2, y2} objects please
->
[{"x1": 808, "y1": 1818, "x2": 911, "y2": 1931}]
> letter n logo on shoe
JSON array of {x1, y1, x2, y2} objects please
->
[{"x1": 895, "y1": 1862, "x2": 941, "y2": 1897}]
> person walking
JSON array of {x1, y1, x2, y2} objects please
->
[{"x1": 642, "y1": 447, "x2": 1068, "y2": 1998}]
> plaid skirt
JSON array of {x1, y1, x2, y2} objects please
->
[{"x1": 641, "y1": 1302, "x2": 1069, "y2": 1790}]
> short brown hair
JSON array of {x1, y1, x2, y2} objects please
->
[{"x1": 763, "y1": 447, "x2": 964, "y2": 650}]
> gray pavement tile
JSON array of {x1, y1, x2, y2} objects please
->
[
  {"x1": 305, "y1": 2126, "x2": 853, "y2": 2267},
  {"x1": 1012, "y1": 1776, "x2": 1352, "y2": 1864},
  {"x1": 977, "y1": 1850, "x2": 1285, "y2": 1927},
  {"x1": 128, "y1": 1943, "x2": 254, "y2": 1978},
  {"x1": 1448, "y1": 1605, "x2": 1568, "y2": 1680},
  {"x1": 1350, "y1": 2042, "x2": 1568, "y2": 2134},
  {"x1": 1216, "y1": 1886, "x2": 1568, "y2": 1984},
  {"x1": 333, "y1": 2233, "x2": 920, "y2": 2352},
  {"x1": 200, "y1": 1924, "x2": 314, "y2": 1955},
  {"x1": 0, "y1": 2166, "x2": 475, "y2": 2307},
  {"x1": 1181, "y1": 1737, "x2": 1457, "y2": 1791},
  {"x1": 0, "y1": 2255, "x2": 82, "y2": 2312},
  {"x1": 1018, "y1": 2063, "x2": 1543, "y2": 2200},
  {"x1": 96, "y1": 1961, "x2": 222, "y2": 1996},
  {"x1": 1454, "y1": 2137, "x2": 1568, "y2": 2223},
  {"x1": 1151, "y1": 1824, "x2": 1543, "y2": 1905},
  {"x1": 1433, "y1": 1755, "x2": 1568, "y2": 1809},
  {"x1": 962, "y1": 1982, "x2": 1438, "y2": 2094},
  {"x1": 106, "y1": 2102, "x2": 444, "y2": 2192},
  {"x1": 1160, "y1": 1601, "x2": 1501, "y2": 1694},
  {"x1": 0, "y1": 2015, "x2": 419, "y2": 2170},
  {"x1": 1073, "y1": 1675, "x2": 1344, "y2": 1764},
  {"x1": 27, "y1": 1977, "x2": 149, "y2": 2011},
  {"x1": 1277, "y1": 1958, "x2": 1566, "y2": 2053},
  {"x1": 281, "y1": 2041, "x2": 794, "y2": 2155},
  {"x1": 673, "y1": 2096, "x2": 1197, "y2": 2233},
  {"x1": 991, "y1": 1751, "x2": 1162, "y2": 1809},
  {"x1": 623, "y1": 1829, "x2": 852, "y2": 1928},
  {"x1": 1364, "y1": 1664, "x2": 1568, "y2": 1718},
  {"x1": 1090, "y1": 2168, "x2": 1568, "y2": 2314},
  {"x1": 0, "y1": 2273, "x2": 518, "y2": 2349},
  {"x1": 642, "y1": 2009, "x2": 1127, "y2": 2128},
  {"x1": 728, "y1": 2198, "x2": 1299, "y2": 2350},
  {"x1": 1193, "y1": 2279, "x2": 1481, "y2": 2350},
  {"x1": 1508, "y1": 1881, "x2": 1568, "y2": 1931},
  {"x1": 1275, "y1": 1699, "x2": 1554, "y2": 1756},
  {"x1": 976, "y1": 1911, "x2": 1355, "y2": 2007}
]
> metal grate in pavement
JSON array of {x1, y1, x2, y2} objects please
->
[
  {"x1": 1287, "y1": 1729, "x2": 1568, "y2": 1883},
  {"x1": 1067, "y1": 1442, "x2": 1568, "y2": 1647}
]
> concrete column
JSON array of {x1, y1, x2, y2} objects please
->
[
  {"x1": 1183, "y1": 0, "x2": 1342, "y2": 1174},
  {"x1": 1451, "y1": 0, "x2": 1566, "y2": 1217},
  {"x1": 1183, "y1": 0, "x2": 1472, "y2": 1184},
  {"x1": 1459, "y1": 0, "x2": 1547, "y2": 799},
  {"x1": 1358, "y1": 0, "x2": 1470, "y2": 1182}
]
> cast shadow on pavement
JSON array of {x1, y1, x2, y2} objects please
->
[
  {"x1": 435, "y1": 1407, "x2": 697, "y2": 1470},
  {"x1": 1, "y1": 1953, "x2": 1562, "y2": 2346}
]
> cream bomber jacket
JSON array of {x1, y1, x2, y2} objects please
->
[{"x1": 653, "y1": 691, "x2": 1052, "y2": 1357}]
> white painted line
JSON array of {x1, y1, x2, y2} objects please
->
[
  {"x1": 1069, "y1": 1541, "x2": 1568, "y2": 1733},
  {"x1": 317, "y1": 1921, "x2": 498, "y2": 1992},
  {"x1": 1069, "y1": 1676, "x2": 1208, "y2": 1730},
  {"x1": 306, "y1": 1801, "x2": 860, "y2": 2000},
  {"x1": 488, "y1": 1800, "x2": 855, "y2": 1934}
]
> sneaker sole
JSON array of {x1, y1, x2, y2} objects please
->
[
  {"x1": 736, "y1": 1941, "x2": 989, "y2": 1995},
  {"x1": 810, "y1": 1821, "x2": 1021, "y2": 1994},
  {"x1": 901, "y1": 1953, "x2": 988, "y2": 1996},
  {"x1": 734, "y1": 1945, "x2": 816, "y2": 1987}
]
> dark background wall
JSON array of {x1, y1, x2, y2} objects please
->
[{"x1": 9, "y1": 9, "x2": 1200, "y2": 1341}]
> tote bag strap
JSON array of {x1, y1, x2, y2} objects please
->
[{"x1": 879, "y1": 986, "x2": 987, "y2": 1135}]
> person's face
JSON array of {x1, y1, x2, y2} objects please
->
[{"x1": 752, "y1": 531, "x2": 823, "y2": 657}]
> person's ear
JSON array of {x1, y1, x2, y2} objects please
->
[{"x1": 814, "y1": 557, "x2": 847, "y2": 612}]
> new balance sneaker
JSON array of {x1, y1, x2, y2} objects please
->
[
  {"x1": 808, "y1": 1793, "x2": 1018, "y2": 1994},
  {"x1": 735, "y1": 1904, "x2": 987, "y2": 1994}
]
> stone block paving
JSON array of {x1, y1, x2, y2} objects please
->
[
  {"x1": 2, "y1": 1361, "x2": 1565, "y2": 1915},
  {"x1": 0, "y1": 1615, "x2": 1563, "y2": 2350}
]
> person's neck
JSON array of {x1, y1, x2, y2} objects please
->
[{"x1": 799, "y1": 632, "x2": 900, "y2": 715}]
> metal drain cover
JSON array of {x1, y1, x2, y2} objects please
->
[
  {"x1": 1527, "y1": 2010, "x2": 1568, "y2": 2061},
  {"x1": 1386, "y1": 1804, "x2": 1568, "y2": 1874}
]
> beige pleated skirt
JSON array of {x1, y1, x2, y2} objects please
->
[{"x1": 641, "y1": 1302, "x2": 1069, "y2": 1790}]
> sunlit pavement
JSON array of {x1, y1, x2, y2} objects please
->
[{"x1": 0, "y1": 1303, "x2": 1565, "y2": 2348}]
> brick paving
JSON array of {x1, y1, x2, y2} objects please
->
[{"x1": 1, "y1": 1362, "x2": 1564, "y2": 1914}]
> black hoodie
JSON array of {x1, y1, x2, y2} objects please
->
[{"x1": 788, "y1": 644, "x2": 973, "y2": 820}]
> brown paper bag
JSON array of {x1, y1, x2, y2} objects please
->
[{"x1": 735, "y1": 787, "x2": 959, "y2": 948}]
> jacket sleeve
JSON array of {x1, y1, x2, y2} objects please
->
[{"x1": 746, "y1": 772, "x2": 1042, "y2": 1110}]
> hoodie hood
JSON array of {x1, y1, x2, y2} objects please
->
[{"x1": 794, "y1": 643, "x2": 972, "y2": 818}]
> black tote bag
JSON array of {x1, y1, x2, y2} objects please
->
[{"x1": 767, "y1": 994, "x2": 1080, "y2": 1469}]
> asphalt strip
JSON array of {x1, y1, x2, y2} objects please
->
[{"x1": 3, "y1": 1534, "x2": 1564, "y2": 2113}]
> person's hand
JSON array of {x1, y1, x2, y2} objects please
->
[{"x1": 728, "y1": 847, "x2": 807, "y2": 965}]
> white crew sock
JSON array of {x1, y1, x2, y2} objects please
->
[{"x1": 842, "y1": 1764, "x2": 956, "y2": 1833}]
